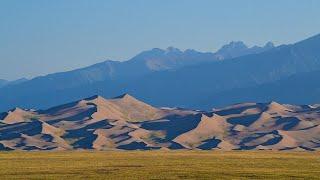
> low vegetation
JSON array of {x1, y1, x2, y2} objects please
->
[{"x1": 0, "y1": 151, "x2": 319, "y2": 179}]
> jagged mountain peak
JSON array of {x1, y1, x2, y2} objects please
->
[
  {"x1": 214, "y1": 40, "x2": 275, "y2": 60},
  {"x1": 131, "y1": 47, "x2": 183, "y2": 60},
  {"x1": 165, "y1": 46, "x2": 182, "y2": 53},
  {"x1": 222, "y1": 41, "x2": 248, "y2": 49},
  {"x1": 264, "y1": 41, "x2": 275, "y2": 48}
]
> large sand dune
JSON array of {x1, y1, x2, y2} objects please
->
[{"x1": 0, "y1": 94, "x2": 319, "y2": 151}]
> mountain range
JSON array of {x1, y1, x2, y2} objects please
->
[
  {"x1": 0, "y1": 94, "x2": 319, "y2": 151},
  {"x1": 0, "y1": 41, "x2": 275, "y2": 111},
  {"x1": 1, "y1": 34, "x2": 320, "y2": 112}
]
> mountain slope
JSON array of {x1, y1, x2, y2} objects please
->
[
  {"x1": 0, "y1": 78, "x2": 28, "y2": 88},
  {"x1": 196, "y1": 69, "x2": 320, "y2": 109},
  {"x1": 0, "y1": 79, "x2": 8, "y2": 88}
]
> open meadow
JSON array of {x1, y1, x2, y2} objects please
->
[{"x1": 0, "y1": 151, "x2": 319, "y2": 179}]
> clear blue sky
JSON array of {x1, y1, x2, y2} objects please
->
[{"x1": 1, "y1": 0, "x2": 320, "y2": 80}]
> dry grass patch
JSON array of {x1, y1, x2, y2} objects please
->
[{"x1": 0, "y1": 151, "x2": 319, "y2": 179}]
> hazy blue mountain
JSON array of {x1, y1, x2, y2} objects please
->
[
  {"x1": 123, "y1": 34, "x2": 320, "y2": 108},
  {"x1": 214, "y1": 41, "x2": 274, "y2": 60},
  {"x1": 122, "y1": 43, "x2": 274, "y2": 73},
  {"x1": 0, "y1": 31, "x2": 314, "y2": 111},
  {"x1": 0, "y1": 31, "x2": 317, "y2": 112},
  {"x1": 0, "y1": 41, "x2": 274, "y2": 111},
  {"x1": 195, "y1": 69, "x2": 320, "y2": 109},
  {"x1": 0, "y1": 78, "x2": 28, "y2": 88},
  {"x1": 0, "y1": 32, "x2": 318, "y2": 111},
  {"x1": 7, "y1": 78, "x2": 28, "y2": 86},
  {"x1": 107, "y1": 47, "x2": 218, "y2": 80},
  {"x1": 0, "y1": 79, "x2": 8, "y2": 88}
]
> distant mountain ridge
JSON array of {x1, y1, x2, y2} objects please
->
[
  {"x1": 0, "y1": 78, "x2": 28, "y2": 88},
  {"x1": 0, "y1": 94, "x2": 319, "y2": 151},
  {"x1": 124, "y1": 33, "x2": 320, "y2": 108},
  {"x1": 214, "y1": 41, "x2": 274, "y2": 60},
  {"x1": 0, "y1": 41, "x2": 274, "y2": 111},
  {"x1": 1, "y1": 34, "x2": 320, "y2": 111}
]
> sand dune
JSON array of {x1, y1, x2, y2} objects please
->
[
  {"x1": 0, "y1": 94, "x2": 319, "y2": 151},
  {"x1": 0, "y1": 108, "x2": 35, "y2": 124},
  {"x1": 173, "y1": 114, "x2": 230, "y2": 149}
]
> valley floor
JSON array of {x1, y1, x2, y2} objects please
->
[{"x1": 0, "y1": 151, "x2": 319, "y2": 179}]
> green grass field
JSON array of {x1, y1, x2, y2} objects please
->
[{"x1": 0, "y1": 151, "x2": 319, "y2": 179}]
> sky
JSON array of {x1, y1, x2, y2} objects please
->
[{"x1": 1, "y1": 0, "x2": 320, "y2": 80}]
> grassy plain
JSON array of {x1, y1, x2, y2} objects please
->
[{"x1": 0, "y1": 151, "x2": 319, "y2": 179}]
